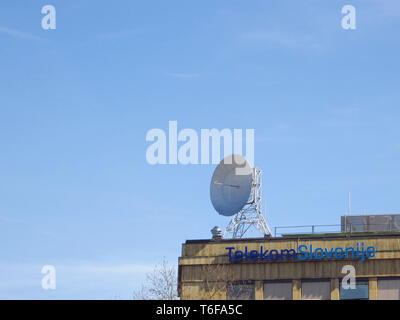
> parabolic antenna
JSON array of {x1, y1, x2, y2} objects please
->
[
  {"x1": 209, "y1": 154, "x2": 272, "y2": 238},
  {"x1": 210, "y1": 154, "x2": 252, "y2": 216}
]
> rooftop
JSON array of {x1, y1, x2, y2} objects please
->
[{"x1": 185, "y1": 231, "x2": 400, "y2": 244}]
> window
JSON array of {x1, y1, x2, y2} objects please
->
[
  {"x1": 340, "y1": 279, "x2": 369, "y2": 300},
  {"x1": 378, "y1": 278, "x2": 400, "y2": 300},
  {"x1": 264, "y1": 281, "x2": 292, "y2": 300},
  {"x1": 302, "y1": 280, "x2": 331, "y2": 300},
  {"x1": 226, "y1": 281, "x2": 255, "y2": 300}
]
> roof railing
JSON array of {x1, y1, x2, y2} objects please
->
[{"x1": 273, "y1": 223, "x2": 400, "y2": 237}]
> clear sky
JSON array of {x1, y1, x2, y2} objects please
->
[{"x1": 1, "y1": 0, "x2": 400, "y2": 299}]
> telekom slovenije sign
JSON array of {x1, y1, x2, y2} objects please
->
[{"x1": 225, "y1": 243, "x2": 376, "y2": 263}]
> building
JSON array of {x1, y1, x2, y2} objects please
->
[{"x1": 178, "y1": 225, "x2": 400, "y2": 300}]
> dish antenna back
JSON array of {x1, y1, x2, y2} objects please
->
[{"x1": 210, "y1": 154, "x2": 271, "y2": 238}]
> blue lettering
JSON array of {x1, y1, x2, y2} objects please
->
[
  {"x1": 225, "y1": 247, "x2": 235, "y2": 262},
  {"x1": 249, "y1": 250, "x2": 259, "y2": 261},
  {"x1": 334, "y1": 247, "x2": 344, "y2": 259},
  {"x1": 226, "y1": 245, "x2": 374, "y2": 263},
  {"x1": 314, "y1": 248, "x2": 324, "y2": 260},
  {"x1": 281, "y1": 249, "x2": 296, "y2": 261},
  {"x1": 259, "y1": 246, "x2": 269, "y2": 261},
  {"x1": 270, "y1": 250, "x2": 279, "y2": 261},
  {"x1": 324, "y1": 248, "x2": 334, "y2": 259},
  {"x1": 235, "y1": 250, "x2": 244, "y2": 262},
  {"x1": 359, "y1": 243, "x2": 366, "y2": 262},
  {"x1": 345, "y1": 247, "x2": 355, "y2": 259},
  {"x1": 366, "y1": 246, "x2": 376, "y2": 258},
  {"x1": 297, "y1": 245, "x2": 308, "y2": 261}
]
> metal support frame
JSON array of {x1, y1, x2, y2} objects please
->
[{"x1": 223, "y1": 167, "x2": 271, "y2": 238}]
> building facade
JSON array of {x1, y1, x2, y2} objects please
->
[{"x1": 178, "y1": 233, "x2": 400, "y2": 300}]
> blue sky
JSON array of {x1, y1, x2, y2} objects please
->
[{"x1": 1, "y1": 0, "x2": 400, "y2": 299}]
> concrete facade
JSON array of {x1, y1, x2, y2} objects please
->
[{"x1": 178, "y1": 233, "x2": 400, "y2": 300}]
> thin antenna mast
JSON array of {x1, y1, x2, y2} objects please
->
[
  {"x1": 348, "y1": 192, "x2": 351, "y2": 216},
  {"x1": 223, "y1": 167, "x2": 270, "y2": 238}
]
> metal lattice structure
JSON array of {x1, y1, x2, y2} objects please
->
[{"x1": 223, "y1": 167, "x2": 271, "y2": 238}]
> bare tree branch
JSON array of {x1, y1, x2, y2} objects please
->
[
  {"x1": 133, "y1": 258, "x2": 179, "y2": 300},
  {"x1": 199, "y1": 263, "x2": 253, "y2": 300}
]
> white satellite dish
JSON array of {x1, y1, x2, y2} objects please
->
[
  {"x1": 210, "y1": 154, "x2": 271, "y2": 238},
  {"x1": 210, "y1": 154, "x2": 252, "y2": 217}
]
